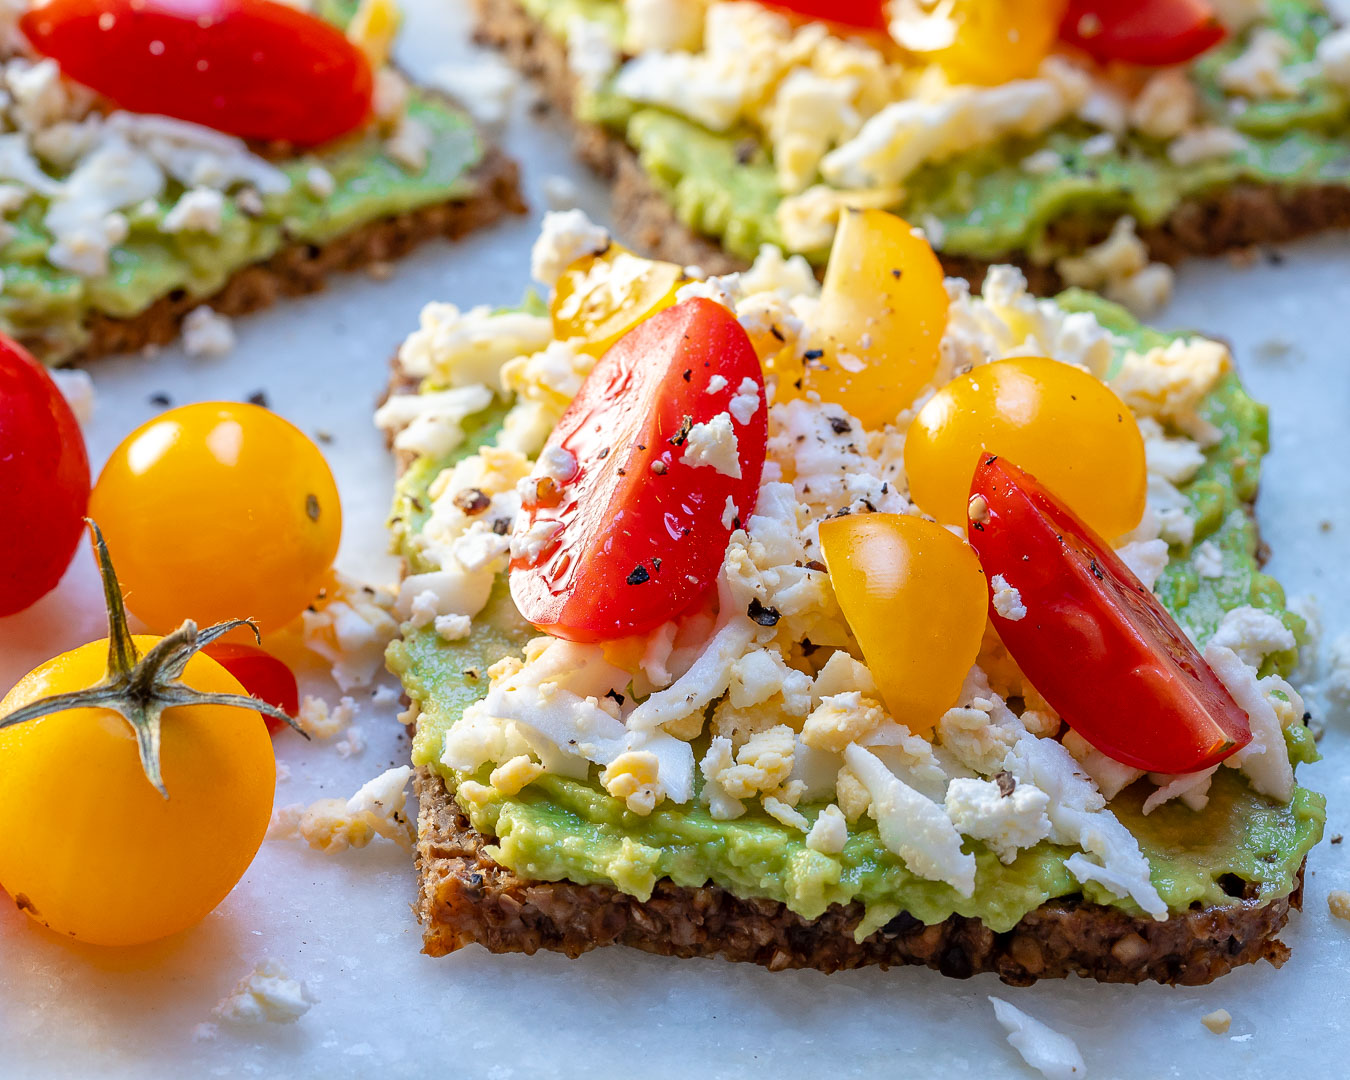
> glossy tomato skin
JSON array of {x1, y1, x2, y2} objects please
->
[
  {"x1": 968, "y1": 455, "x2": 1251, "y2": 774},
  {"x1": 760, "y1": 0, "x2": 888, "y2": 33},
  {"x1": 511, "y1": 299, "x2": 767, "y2": 642},
  {"x1": 21, "y1": 0, "x2": 373, "y2": 145},
  {"x1": 203, "y1": 642, "x2": 298, "y2": 734},
  {"x1": 0, "y1": 336, "x2": 90, "y2": 617},
  {"x1": 0, "y1": 637, "x2": 274, "y2": 946},
  {"x1": 1060, "y1": 0, "x2": 1225, "y2": 66}
]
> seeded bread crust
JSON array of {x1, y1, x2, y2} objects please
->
[
  {"x1": 27, "y1": 146, "x2": 524, "y2": 365},
  {"x1": 472, "y1": 0, "x2": 1350, "y2": 290}
]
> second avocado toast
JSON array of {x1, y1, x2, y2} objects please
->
[{"x1": 380, "y1": 208, "x2": 1324, "y2": 985}]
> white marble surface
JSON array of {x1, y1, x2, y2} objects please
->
[{"x1": 2, "y1": 3, "x2": 1349, "y2": 1077}]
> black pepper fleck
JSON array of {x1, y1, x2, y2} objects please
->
[
  {"x1": 747, "y1": 598, "x2": 781, "y2": 626},
  {"x1": 627, "y1": 565, "x2": 650, "y2": 585}
]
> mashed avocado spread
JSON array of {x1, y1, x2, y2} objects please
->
[
  {"x1": 386, "y1": 295, "x2": 1325, "y2": 935},
  {"x1": 0, "y1": 0, "x2": 486, "y2": 361},
  {"x1": 524, "y1": 0, "x2": 1350, "y2": 266}
]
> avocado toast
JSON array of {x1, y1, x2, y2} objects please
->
[
  {"x1": 381, "y1": 210, "x2": 1323, "y2": 985},
  {"x1": 472, "y1": 0, "x2": 1350, "y2": 297},
  {"x1": 0, "y1": 0, "x2": 523, "y2": 364}
]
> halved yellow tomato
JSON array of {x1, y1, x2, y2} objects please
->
[{"x1": 551, "y1": 246, "x2": 685, "y2": 357}]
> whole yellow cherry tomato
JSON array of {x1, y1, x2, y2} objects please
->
[
  {"x1": 88, "y1": 402, "x2": 341, "y2": 633},
  {"x1": 905, "y1": 356, "x2": 1147, "y2": 540},
  {"x1": 891, "y1": 0, "x2": 1068, "y2": 85},
  {"x1": 820, "y1": 513, "x2": 987, "y2": 735},
  {"x1": 0, "y1": 636, "x2": 275, "y2": 946},
  {"x1": 552, "y1": 245, "x2": 685, "y2": 357},
  {"x1": 775, "y1": 209, "x2": 948, "y2": 430}
]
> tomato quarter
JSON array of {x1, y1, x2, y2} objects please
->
[
  {"x1": 967, "y1": 455, "x2": 1251, "y2": 774},
  {"x1": 203, "y1": 642, "x2": 299, "y2": 735},
  {"x1": 1060, "y1": 0, "x2": 1225, "y2": 66},
  {"x1": 510, "y1": 298, "x2": 768, "y2": 643},
  {"x1": 0, "y1": 335, "x2": 90, "y2": 617},
  {"x1": 758, "y1": 0, "x2": 889, "y2": 33},
  {"x1": 21, "y1": 0, "x2": 373, "y2": 145}
]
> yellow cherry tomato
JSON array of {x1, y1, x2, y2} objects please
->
[
  {"x1": 892, "y1": 0, "x2": 1068, "y2": 85},
  {"x1": 905, "y1": 356, "x2": 1147, "y2": 539},
  {"x1": 820, "y1": 513, "x2": 987, "y2": 735},
  {"x1": 0, "y1": 637, "x2": 274, "y2": 946},
  {"x1": 774, "y1": 209, "x2": 948, "y2": 430},
  {"x1": 551, "y1": 245, "x2": 685, "y2": 357},
  {"x1": 88, "y1": 402, "x2": 341, "y2": 633}
]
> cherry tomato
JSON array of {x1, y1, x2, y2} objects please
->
[
  {"x1": 88, "y1": 402, "x2": 341, "y2": 634},
  {"x1": 905, "y1": 356, "x2": 1146, "y2": 541},
  {"x1": 511, "y1": 299, "x2": 767, "y2": 643},
  {"x1": 552, "y1": 245, "x2": 685, "y2": 358},
  {"x1": 0, "y1": 336, "x2": 90, "y2": 617},
  {"x1": 203, "y1": 642, "x2": 298, "y2": 735},
  {"x1": 1059, "y1": 0, "x2": 1224, "y2": 66},
  {"x1": 773, "y1": 209, "x2": 948, "y2": 430},
  {"x1": 820, "y1": 513, "x2": 987, "y2": 735},
  {"x1": 967, "y1": 455, "x2": 1251, "y2": 773},
  {"x1": 892, "y1": 0, "x2": 1068, "y2": 85},
  {"x1": 21, "y1": 0, "x2": 373, "y2": 146},
  {"x1": 0, "y1": 635, "x2": 274, "y2": 946},
  {"x1": 759, "y1": 0, "x2": 888, "y2": 34}
]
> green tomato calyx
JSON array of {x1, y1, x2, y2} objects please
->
[{"x1": 0, "y1": 521, "x2": 306, "y2": 797}]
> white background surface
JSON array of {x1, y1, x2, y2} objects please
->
[{"x1": 2, "y1": 3, "x2": 1350, "y2": 1077}]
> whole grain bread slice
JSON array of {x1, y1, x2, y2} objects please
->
[
  {"x1": 472, "y1": 0, "x2": 1350, "y2": 290},
  {"x1": 25, "y1": 146, "x2": 524, "y2": 365}
]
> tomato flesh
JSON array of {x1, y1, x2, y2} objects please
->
[
  {"x1": 1060, "y1": 0, "x2": 1225, "y2": 66},
  {"x1": 203, "y1": 642, "x2": 298, "y2": 735},
  {"x1": 967, "y1": 455, "x2": 1250, "y2": 773},
  {"x1": 0, "y1": 335, "x2": 90, "y2": 617},
  {"x1": 510, "y1": 299, "x2": 768, "y2": 643},
  {"x1": 21, "y1": 0, "x2": 373, "y2": 145},
  {"x1": 758, "y1": 0, "x2": 888, "y2": 33}
]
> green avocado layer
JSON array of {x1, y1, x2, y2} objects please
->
[
  {"x1": 0, "y1": 1, "x2": 486, "y2": 362},
  {"x1": 528, "y1": 0, "x2": 1350, "y2": 265},
  {"x1": 385, "y1": 296, "x2": 1324, "y2": 934}
]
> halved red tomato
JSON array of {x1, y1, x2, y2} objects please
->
[
  {"x1": 1059, "y1": 0, "x2": 1225, "y2": 67},
  {"x1": 510, "y1": 299, "x2": 767, "y2": 643},
  {"x1": 967, "y1": 454, "x2": 1251, "y2": 774},
  {"x1": 21, "y1": 0, "x2": 373, "y2": 145},
  {"x1": 203, "y1": 642, "x2": 299, "y2": 735},
  {"x1": 759, "y1": 0, "x2": 889, "y2": 34}
]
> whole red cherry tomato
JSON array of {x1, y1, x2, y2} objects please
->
[
  {"x1": 510, "y1": 298, "x2": 768, "y2": 643},
  {"x1": 1060, "y1": 0, "x2": 1225, "y2": 66},
  {"x1": 760, "y1": 0, "x2": 888, "y2": 33},
  {"x1": 21, "y1": 0, "x2": 373, "y2": 146},
  {"x1": 967, "y1": 455, "x2": 1251, "y2": 774},
  {"x1": 203, "y1": 642, "x2": 299, "y2": 735},
  {"x1": 0, "y1": 336, "x2": 90, "y2": 617}
]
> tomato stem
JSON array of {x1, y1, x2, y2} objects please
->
[{"x1": 0, "y1": 521, "x2": 308, "y2": 798}]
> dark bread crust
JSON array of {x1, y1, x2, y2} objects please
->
[
  {"x1": 472, "y1": 0, "x2": 1350, "y2": 290},
  {"x1": 414, "y1": 766, "x2": 1303, "y2": 985},
  {"x1": 28, "y1": 147, "x2": 524, "y2": 365}
]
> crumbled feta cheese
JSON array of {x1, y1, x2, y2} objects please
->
[
  {"x1": 212, "y1": 960, "x2": 315, "y2": 1025},
  {"x1": 1329, "y1": 890, "x2": 1350, "y2": 922},
  {"x1": 1168, "y1": 126, "x2": 1247, "y2": 167},
  {"x1": 385, "y1": 114, "x2": 433, "y2": 171},
  {"x1": 567, "y1": 15, "x2": 620, "y2": 92},
  {"x1": 1111, "y1": 337, "x2": 1230, "y2": 438},
  {"x1": 161, "y1": 186, "x2": 224, "y2": 234},
  {"x1": 530, "y1": 208, "x2": 611, "y2": 287},
  {"x1": 542, "y1": 173, "x2": 581, "y2": 210},
  {"x1": 1202, "y1": 1008, "x2": 1233, "y2": 1034},
  {"x1": 1116, "y1": 539, "x2": 1169, "y2": 591},
  {"x1": 375, "y1": 384, "x2": 495, "y2": 459},
  {"x1": 1206, "y1": 643, "x2": 1294, "y2": 802},
  {"x1": 491, "y1": 754, "x2": 546, "y2": 796},
  {"x1": 396, "y1": 301, "x2": 552, "y2": 386},
  {"x1": 945, "y1": 776, "x2": 1051, "y2": 863},
  {"x1": 434, "y1": 613, "x2": 472, "y2": 641},
  {"x1": 988, "y1": 997, "x2": 1086, "y2": 1080},
  {"x1": 335, "y1": 725, "x2": 366, "y2": 759},
  {"x1": 300, "y1": 574, "x2": 400, "y2": 692},
  {"x1": 1129, "y1": 68, "x2": 1196, "y2": 139},
  {"x1": 304, "y1": 165, "x2": 335, "y2": 198},
  {"x1": 428, "y1": 57, "x2": 518, "y2": 126},
  {"x1": 1209, "y1": 605, "x2": 1296, "y2": 668},
  {"x1": 298, "y1": 694, "x2": 354, "y2": 740},
  {"x1": 804, "y1": 802, "x2": 848, "y2": 854},
  {"x1": 990, "y1": 575, "x2": 1027, "y2": 621},
  {"x1": 681, "y1": 411, "x2": 742, "y2": 478},
  {"x1": 1021, "y1": 148, "x2": 1062, "y2": 176},
  {"x1": 1220, "y1": 27, "x2": 1298, "y2": 99},
  {"x1": 181, "y1": 306, "x2": 236, "y2": 358},
  {"x1": 801, "y1": 692, "x2": 885, "y2": 753},
  {"x1": 728, "y1": 376, "x2": 761, "y2": 425},
  {"x1": 1193, "y1": 540, "x2": 1225, "y2": 579},
  {"x1": 763, "y1": 794, "x2": 809, "y2": 831},
  {"x1": 1055, "y1": 217, "x2": 1173, "y2": 317}
]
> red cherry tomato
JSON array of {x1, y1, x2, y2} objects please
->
[
  {"x1": 759, "y1": 0, "x2": 888, "y2": 33},
  {"x1": 21, "y1": 0, "x2": 373, "y2": 146},
  {"x1": 967, "y1": 455, "x2": 1251, "y2": 774},
  {"x1": 510, "y1": 298, "x2": 768, "y2": 643},
  {"x1": 0, "y1": 335, "x2": 90, "y2": 617},
  {"x1": 202, "y1": 642, "x2": 298, "y2": 735},
  {"x1": 1060, "y1": 0, "x2": 1224, "y2": 66}
]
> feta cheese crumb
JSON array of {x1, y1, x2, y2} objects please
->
[
  {"x1": 1168, "y1": 126, "x2": 1247, "y2": 167},
  {"x1": 728, "y1": 376, "x2": 761, "y2": 425},
  {"x1": 990, "y1": 574, "x2": 1027, "y2": 621},
  {"x1": 181, "y1": 306, "x2": 236, "y2": 358},
  {"x1": 212, "y1": 960, "x2": 316, "y2": 1025},
  {"x1": 434, "y1": 613, "x2": 472, "y2": 641},
  {"x1": 305, "y1": 165, "x2": 336, "y2": 198},
  {"x1": 721, "y1": 495, "x2": 738, "y2": 529},
  {"x1": 162, "y1": 187, "x2": 224, "y2": 234},
  {"x1": 1328, "y1": 890, "x2": 1350, "y2": 922},
  {"x1": 804, "y1": 803, "x2": 848, "y2": 854},
  {"x1": 763, "y1": 794, "x2": 809, "y2": 831},
  {"x1": 681, "y1": 412, "x2": 741, "y2": 478},
  {"x1": 335, "y1": 725, "x2": 366, "y2": 759},
  {"x1": 988, "y1": 997, "x2": 1086, "y2": 1080},
  {"x1": 530, "y1": 208, "x2": 611, "y2": 287},
  {"x1": 428, "y1": 57, "x2": 518, "y2": 126},
  {"x1": 1202, "y1": 1009, "x2": 1233, "y2": 1034}
]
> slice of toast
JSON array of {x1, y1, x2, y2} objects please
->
[
  {"x1": 413, "y1": 765, "x2": 1302, "y2": 985},
  {"x1": 472, "y1": 0, "x2": 1350, "y2": 291}
]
